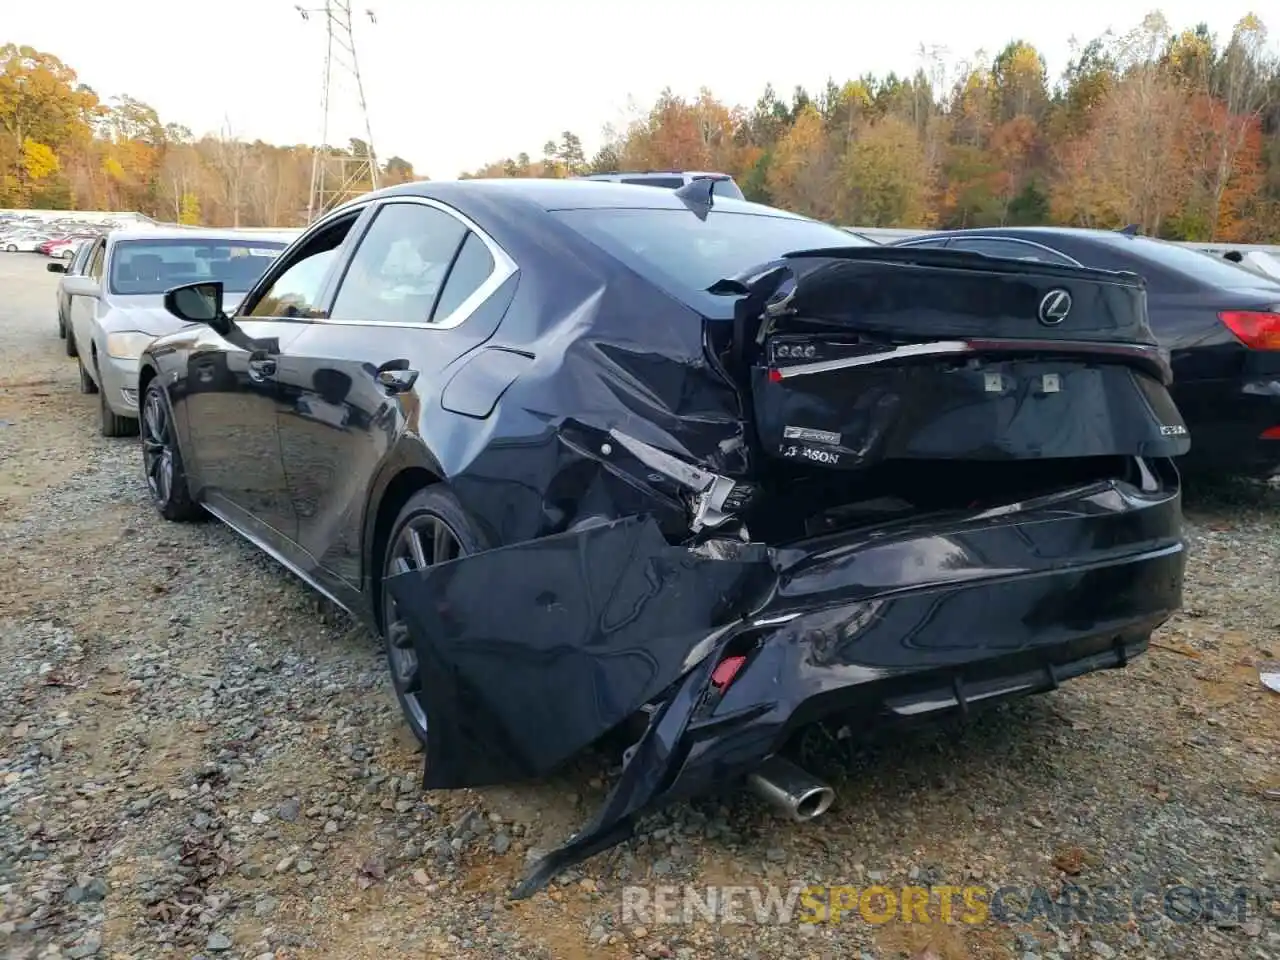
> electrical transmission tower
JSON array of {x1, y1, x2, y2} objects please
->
[{"x1": 296, "y1": 1, "x2": 380, "y2": 222}]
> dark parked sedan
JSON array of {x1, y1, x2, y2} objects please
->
[
  {"x1": 891, "y1": 227, "x2": 1280, "y2": 478},
  {"x1": 138, "y1": 179, "x2": 1187, "y2": 895}
]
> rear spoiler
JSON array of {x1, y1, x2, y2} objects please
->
[{"x1": 774, "y1": 245, "x2": 1145, "y2": 286}]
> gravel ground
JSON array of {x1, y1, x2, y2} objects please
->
[{"x1": 0, "y1": 253, "x2": 1277, "y2": 960}]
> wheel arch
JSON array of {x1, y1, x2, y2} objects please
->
[
  {"x1": 137, "y1": 362, "x2": 159, "y2": 402},
  {"x1": 362, "y1": 446, "x2": 448, "y2": 633}
]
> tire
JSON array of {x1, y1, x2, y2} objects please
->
[
  {"x1": 60, "y1": 248, "x2": 74, "y2": 259},
  {"x1": 65, "y1": 326, "x2": 78, "y2": 358},
  {"x1": 380, "y1": 486, "x2": 484, "y2": 747},
  {"x1": 99, "y1": 382, "x2": 138, "y2": 438},
  {"x1": 78, "y1": 358, "x2": 97, "y2": 394},
  {"x1": 140, "y1": 380, "x2": 203, "y2": 521},
  {"x1": 4, "y1": 244, "x2": 15, "y2": 253},
  {"x1": 57, "y1": 308, "x2": 66, "y2": 339}
]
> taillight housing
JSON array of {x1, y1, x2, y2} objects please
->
[{"x1": 1219, "y1": 310, "x2": 1280, "y2": 350}]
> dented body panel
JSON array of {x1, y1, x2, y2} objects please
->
[{"x1": 390, "y1": 467, "x2": 1184, "y2": 896}]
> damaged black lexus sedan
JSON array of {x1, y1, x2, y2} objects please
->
[{"x1": 137, "y1": 178, "x2": 1189, "y2": 896}]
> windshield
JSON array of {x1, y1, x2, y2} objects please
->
[
  {"x1": 1101, "y1": 236, "x2": 1280, "y2": 291},
  {"x1": 109, "y1": 238, "x2": 288, "y2": 295},
  {"x1": 554, "y1": 208, "x2": 870, "y2": 317}
]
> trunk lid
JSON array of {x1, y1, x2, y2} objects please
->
[{"x1": 711, "y1": 247, "x2": 1190, "y2": 471}]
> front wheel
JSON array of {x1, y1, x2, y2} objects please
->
[
  {"x1": 141, "y1": 380, "x2": 203, "y2": 521},
  {"x1": 4, "y1": 244, "x2": 15, "y2": 253},
  {"x1": 380, "y1": 486, "x2": 483, "y2": 747},
  {"x1": 99, "y1": 384, "x2": 138, "y2": 438}
]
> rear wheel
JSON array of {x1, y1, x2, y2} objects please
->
[
  {"x1": 78, "y1": 358, "x2": 97, "y2": 394},
  {"x1": 380, "y1": 487, "x2": 482, "y2": 747}
]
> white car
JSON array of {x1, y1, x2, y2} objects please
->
[
  {"x1": 3, "y1": 233, "x2": 53, "y2": 253},
  {"x1": 66, "y1": 227, "x2": 296, "y2": 436}
]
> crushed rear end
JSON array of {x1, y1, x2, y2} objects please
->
[{"x1": 386, "y1": 246, "x2": 1188, "y2": 896}]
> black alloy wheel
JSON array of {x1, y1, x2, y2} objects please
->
[
  {"x1": 141, "y1": 381, "x2": 202, "y2": 521},
  {"x1": 381, "y1": 488, "x2": 477, "y2": 746}
]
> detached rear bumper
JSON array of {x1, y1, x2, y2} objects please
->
[{"x1": 386, "y1": 462, "x2": 1184, "y2": 897}]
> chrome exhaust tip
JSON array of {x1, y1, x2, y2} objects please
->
[{"x1": 747, "y1": 754, "x2": 836, "y2": 822}]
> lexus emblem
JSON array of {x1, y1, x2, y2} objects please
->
[{"x1": 1038, "y1": 289, "x2": 1072, "y2": 325}]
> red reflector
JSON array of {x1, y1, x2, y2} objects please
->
[
  {"x1": 1218, "y1": 311, "x2": 1280, "y2": 350},
  {"x1": 1261, "y1": 426, "x2": 1280, "y2": 440},
  {"x1": 711, "y1": 655, "x2": 747, "y2": 691},
  {"x1": 767, "y1": 368, "x2": 783, "y2": 383}
]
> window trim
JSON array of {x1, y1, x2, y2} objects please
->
[
  {"x1": 897, "y1": 234, "x2": 1084, "y2": 267},
  {"x1": 319, "y1": 196, "x2": 518, "y2": 331}
]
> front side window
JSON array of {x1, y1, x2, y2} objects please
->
[
  {"x1": 88, "y1": 241, "x2": 105, "y2": 280},
  {"x1": 246, "y1": 218, "x2": 356, "y2": 319},
  {"x1": 109, "y1": 238, "x2": 287, "y2": 296},
  {"x1": 328, "y1": 203, "x2": 469, "y2": 324},
  {"x1": 71, "y1": 240, "x2": 93, "y2": 275}
]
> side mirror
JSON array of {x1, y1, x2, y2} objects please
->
[
  {"x1": 164, "y1": 281, "x2": 229, "y2": 333},
  {"x1": 47, "y1": 261, "x2": 66, "y2": 274}
]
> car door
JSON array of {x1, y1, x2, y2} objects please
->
[
  {"x1": 181, "y1": 216, "x2": 357, "y2": 546},
  {"x1": 68, "y1": 238, "x2": 106, "y2": 354},
  {"x1": 273, "y1": 197, "x2": 518, "y2": 587}
]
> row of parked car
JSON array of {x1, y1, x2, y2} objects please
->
[
  {"x1": 38, "y1": 173, "x2": 1275, "y2": 898},
  {"x1": 0, "y1": 212, "x2": 131, "y2": 256}
]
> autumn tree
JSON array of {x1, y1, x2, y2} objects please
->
[
  {"x1": 838, "y1": 114, "x2": 934, "y2": 227},
  {"x1": 766, "y1": 104, "x2": 838, "y2": 220},
  {"x1": 0, "y1": 44, "x2": 98, "y2": 206}
]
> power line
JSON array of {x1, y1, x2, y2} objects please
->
[{"x1": 296, "y1": 1, "x2": 380, "y2": 222}]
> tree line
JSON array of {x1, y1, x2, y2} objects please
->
[
  {"x1": 466, "y1": 12, "x2": 1280, "y2": 242},
  {"x1": 2, "y1": 11, "x2": 1278, "y2": 239},
  {"x1": 0, "y1": 44, "x2": 417, "y2": 227}
]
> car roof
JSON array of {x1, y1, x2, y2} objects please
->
[{"x1": 357, "y1": 177, "x2": 799, "y2": 218}]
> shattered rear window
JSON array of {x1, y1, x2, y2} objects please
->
[{"x1": 554, "y1": 208, "x2": 870, "y2": 318}]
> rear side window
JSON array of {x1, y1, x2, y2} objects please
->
[
  {"x1": 692, "y1": 177, "x2": 746, "y2": 201},
  {"x1": 555, "y1": 208, "x2": 871, "y2": 318},
  {"x1": 329, "y1": 203, "x2": 468, "y2": 324},
  {"x1": 947, "y1": 237, "x2": 1078, "y2": 266},
  {"x1": 432, "y1": 232, "x2": 496, "y2": 321}
]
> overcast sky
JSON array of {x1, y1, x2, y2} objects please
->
[{"x1": 7, "y1": 1, "x2": 1275, "y2": 179}]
